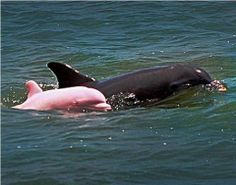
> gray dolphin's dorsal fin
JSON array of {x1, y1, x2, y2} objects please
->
[{"x1": 47, "y1": 62, "x2": 96, "y2": 88}]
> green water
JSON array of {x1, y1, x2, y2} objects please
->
[{"x1": 1, "y1": 2, "x2": 236, "y2": 185}]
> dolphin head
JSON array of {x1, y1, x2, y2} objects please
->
[
  {"x1": 72, "y1": 87, "x2": 112, "y2": 112},
  {"x1": 193, "y1": 67, "x2": 212, "y2": 84},
  {"x1": 194, "y1": 67, "x2": 227, "y2": 92}
]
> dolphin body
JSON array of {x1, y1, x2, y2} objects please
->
[
  {"x1": 13, "y1": 80, "x2": 111, "y2": 112},
  {"x1": 47, "y1": 62, "x2": 226, "y2": 103}
]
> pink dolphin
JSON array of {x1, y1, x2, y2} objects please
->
[{"x1": 13, "y1": 80, "x2": 111, "y2": 112}]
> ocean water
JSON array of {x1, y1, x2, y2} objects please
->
[{"x1": 1, "y1": 2, "x2": 236, "y2": 185}]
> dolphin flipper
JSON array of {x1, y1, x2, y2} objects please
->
[{"x1": 47, "y1": 62, "x2": 95, "y2": 88}]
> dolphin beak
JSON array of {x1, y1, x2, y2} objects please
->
[
  {"x1": 210, "y1": 80, "x2": 227, "y2": 92},
  {"x1": 84, "y1": 102, "x2": 112, "y2": 111},
  {"x1": 93, "y1": 103, "x2": 112, "y2": 111}
]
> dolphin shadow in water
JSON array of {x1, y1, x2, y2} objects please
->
[{"x1": 47, "y1": 62, "x2": 227, "y2": 109}]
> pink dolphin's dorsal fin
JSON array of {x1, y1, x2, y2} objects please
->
[{"x1": 25, "y1": 80, "x2": 43, "y2": 98}]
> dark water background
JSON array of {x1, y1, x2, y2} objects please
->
[{"x1": 1, "y1": 2, "x2": 236, "y2": 185}]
